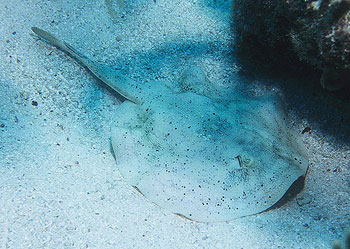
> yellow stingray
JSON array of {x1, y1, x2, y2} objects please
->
[{"x1": 31, "y1": 27, "x2": 308, "y2": 222}]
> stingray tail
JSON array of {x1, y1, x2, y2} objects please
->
[
  {"x1": 31, "y1": 27, "x2": 141, "y2": 104},
  {"x1": 31, "y1": 27, "x2": 87, "y2": 62}
]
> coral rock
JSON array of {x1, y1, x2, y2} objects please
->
[{"x1": 232, "y1": 0, "x2": 350, "y2": 90}]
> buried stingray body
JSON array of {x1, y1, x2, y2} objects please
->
[{"x1": 31, "y1": 27, "x2": 308, "y2": 222}]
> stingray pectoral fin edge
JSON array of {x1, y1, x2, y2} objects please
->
[{"x1": 31, "y1": 27, "x2": 140, "y2": 104}]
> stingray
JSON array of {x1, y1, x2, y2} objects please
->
[{"x1": 31, "y1": 27, "x2": 308, "y2": 222}]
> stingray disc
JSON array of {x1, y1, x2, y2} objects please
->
[{"x1": 112, "y1": 89, "x2": 308, "y2": 222}]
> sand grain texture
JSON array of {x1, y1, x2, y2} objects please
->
[{"x1": 0, "y1": 0, "x2": 349, "y2": 248}]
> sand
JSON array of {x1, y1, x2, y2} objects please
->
[{"x1": 0, "y1": 0, "x2": 349, "y2": 248}]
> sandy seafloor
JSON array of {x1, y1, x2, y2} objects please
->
[{"x1": 0, "y1": 0, "x2": 349, "y2": 248}]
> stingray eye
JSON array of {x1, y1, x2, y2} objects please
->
[{"x1": 236, "y1": 154, "x2": 255, "y2": 168}]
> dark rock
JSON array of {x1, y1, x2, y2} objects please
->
[{"x1": 231, "y1": 0, "x2": 350, "y2": 90}]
